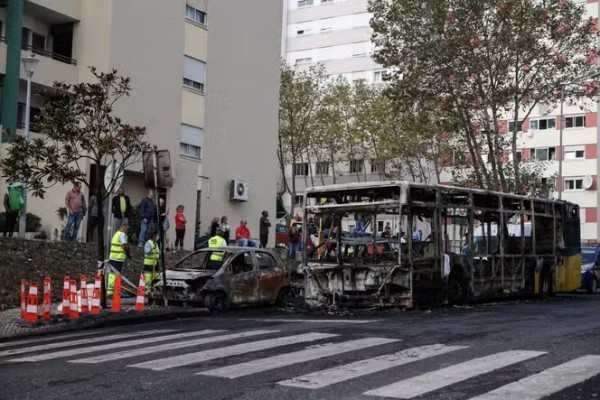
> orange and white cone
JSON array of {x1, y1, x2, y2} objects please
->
[
  {"x1": 20, "y1": 279, "x2": 27, "y2": 319},
  {"x1": 135, "y1": 274, "x2": 146, "y2": 312},
  {"x1": 62, "y1": 276, "x2": 71, "y2": 316},
  {"x1": 42, "y1": 277, "x2": 51, "y2": 321},
  {"x1": 79, "y1": 275, "x2": 89, "y2": 313},
  {"x1": 91, "y1": 272, "x2": 102, "y2": 315},
  {"x1": 69, "y1": 279, "x2": 79, "y2": 319},
  {"x1": 111, "y1": 274, "x2": 122, "y2": 313},
  {"x1": 24, "y1": 282, "x2": 38, "y2": 323}
]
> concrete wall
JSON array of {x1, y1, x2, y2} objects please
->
[{"x1": 201, "y1": 0, "x2": 282, "y2": 245}]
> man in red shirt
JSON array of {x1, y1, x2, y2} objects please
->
[{"x1": 235, "y1": 219, "x2": 259, "y2": 248}]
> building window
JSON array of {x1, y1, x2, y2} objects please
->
[
  {"x1": 180, "y1": 124, "x2": 203, "y2": 160},
  {"x1": 353, "y1": 78, "x2": 366, "y2": 85},
  {"x1": 321, "y1": 0, "x2": 333, "y2": 3},
  {"x1": 371, "y1": 159, "x2": 385, "y2": 173},
  {"x1": 564, "y1": 146, "x2": 585, "y2": 160},
  {"x1": 180, "y1": 143, "x2": 202, "y2": 159},
  {"x1": 350, "y1": 160, "x2": 364, "y2": 173},
  {"x1": 565, "y1": 115, "x2": 585, "y2": 128},
  {"x1": 515, "y1": 151, "x2": 522, "y2": 162},
  {"x1": 373, "y1": 70, "x2": 386, "y2": 83},
  {"x1": 186, "y1": 5, "x2": 207, "y2": 25},
  {"x1": 183, "y1": 56, "x2": 206, "y2": 93},
  {"x1": 295, "y1": 57, "x2": 312, "y2": 65},
  {"x1": 294, "y1": 195, "x2": 304, "y2": 205},
  {"x1": 565, "y1": 178, "x2": 584, "y2": 191},
  {"x1": 508, "y1": 120, "x2": 523, "y2": 132},
  {"x1": 530, "y1": 147, "x2": 556, "y2": 161},
  {"x1": 315, "y1": 162, "x2": 329, "y2": 175},
  {"x1": 293, "y1": 163, "x2": 309, "y2": 176},
  {"x1": 298, "y1": 0, "x2": 314, "y2": 7},
  {"x1": 377, "y1": 221, "x2": 384, "y2": 232},
  {"x1": 530, "y1": 118, "x2": 556, "y2": 130}
]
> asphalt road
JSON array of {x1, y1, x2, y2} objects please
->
[{"x1": 2, "y1": 294, "x2": 600, "y2": 400}]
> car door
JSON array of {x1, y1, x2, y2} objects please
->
[
  {"x1": 255, "y1": 251, "x2": 285, "y2": 304},
  {"x1": 227, "y1": 251, "x2": 260, "y2": 305}
]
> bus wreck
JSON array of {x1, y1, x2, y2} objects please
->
[{"x1": 300, "y1": 181, "x2": 582, "y2": 308}]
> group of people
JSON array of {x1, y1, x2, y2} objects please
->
[{"x1": 199, "y1": 211, "x2": 272, "y2": 249}]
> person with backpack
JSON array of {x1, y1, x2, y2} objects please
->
[{"x1": 3, "y1": 183, "x2": 23, "y2": 237}]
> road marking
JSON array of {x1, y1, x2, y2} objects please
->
[
  {"x1": 469, "y1": 355, "x2": 600, "y2": 400},
  {"x1": 0, "y1": 329, "x2": 173, "y2": 358},
  {"x1": 278, "y1": 344, "x2": 468, "y2": 389},
  {"x1": 363, "y1": 350, "x2": 546, "y2": 399},
  {"x1": 129, "y1": 332, "x2": 337, "y2": 371},
  {"x1": 200, "y1": 337, "x2": 399, "y2": 379},
  {"x1": 8, "y1": 330, "x2": 217, "y2": 362},
  {"x1": 69, "y1": 330, "x2": 278, "y2": 364},
  {"x1": 237, "y1": 318, "x2": 378, "y2": 324},
  {"x1": 0, "y1": 331, "x2": 102, "y2": 349}
]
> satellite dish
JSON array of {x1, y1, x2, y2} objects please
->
[{"x1": 583, "y1": 175, "x2": 594, "y2": 190}]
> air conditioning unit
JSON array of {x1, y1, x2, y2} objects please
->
[
  {"x1": 584, "y1": 175, "x2": 594, "y2": 190},
  {"x1": 230, "y1": 179, "x2": 249, "y2": 202}
]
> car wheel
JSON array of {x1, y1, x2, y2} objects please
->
[
  {"x1": 204, "y1": 291, "x2": 230, "y2": 313},
  {"x1": 276, "y1": 287, "x2": 295, "y2": 306},
  {"x1": 587, "y1": 278, "x2": 597, "y2": 294}
]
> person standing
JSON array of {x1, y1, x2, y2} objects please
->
[
  {"x1": 174, "y1": 205, "x2": 187, "y2": 251},
  {"x1": 143, "y1": 229, "x2": 160, "y2": 293},
  {"x1": 207, "y1": 228, "x2": 227, "y2": 269},
  {"x1": 107, "y1": 223, "x2": 130, "y2": 296},
  {"x1": 3, "y1": 184, "x2": 23, "y2": 237},
  {"x1": 138, "y1": 191, "x2": 156, "y2": 247},
  {"x1": 210, "y1": 217, "x2": 220, "y2": 237},
  {"x1": 220, "y1": 216, "x2": 231, "y2": 244},
  {"x1": 86, "y1": 191, "x2": 99, "y2": 243},
  {"x1": 288, "y1": 221, "x2": 300, "y2": 260},
  {"x1": 63, "y1": 182, "x2": 86, "y2": 242},
  {"x1": 111, "y1": 186, "x2": 132, "y2": 230},
  {"x1": 259, "y1": 210, "x2": 271, "y2": 248}
]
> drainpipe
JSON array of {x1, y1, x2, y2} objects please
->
[{"x1": 1, "y1": 0, "x2": 24, "y2": 143}]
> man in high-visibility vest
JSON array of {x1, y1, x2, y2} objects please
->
[
  {"x1": 107, "y1": 224, "x2": 130, "y2": 295},
  {"x1": 207, "y1": 228, "x2": 227, "y2": 269},
  {"x1": 143, "y1": 229, "x2": 160, "y2": 293}
]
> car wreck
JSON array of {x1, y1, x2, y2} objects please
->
[{"x1": 149, "y1": 247, "x2": 293, "y2": 311}]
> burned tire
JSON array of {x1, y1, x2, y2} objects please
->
[
  {"x1": 276, "y1": 287, "x2": 297, "y2": 306},
  {"x1": 204, "y1": 291, "x2": 230, "y2": 313},
  {"x1": 538, "y1": 264, "x2": 554, "y2": 298}
]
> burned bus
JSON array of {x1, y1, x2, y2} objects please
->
[{"x1": 300, "y1": 181, "x2": 582, "y2": 307}]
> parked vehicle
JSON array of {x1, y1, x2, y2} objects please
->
[
  {"x1": 149, "y1": 247, "x2": 293, "y2": 311},
  {"x1": 580, "y1": 244, "x2": 599, "y2": 293}
]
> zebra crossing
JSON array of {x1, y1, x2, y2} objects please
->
[{"x1": 2, "y1": 326, "x2": 600, "y2": 399}]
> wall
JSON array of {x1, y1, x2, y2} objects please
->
[{"x1": 201, "y1": 0, "x2": 282, "y2": 244}]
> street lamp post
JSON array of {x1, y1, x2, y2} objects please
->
[{"x1": 18, "y1": 54, "x2": 39, "y2": 238}]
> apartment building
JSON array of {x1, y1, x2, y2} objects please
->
[{"x1": 0, "y1": 0, "x2": 282, "y2": 247}]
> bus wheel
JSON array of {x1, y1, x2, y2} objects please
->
[
  {"x1": 538, "y1": 265, "x2": 554, "y2": 298},
  {"x1": 447, "y1": 277, "x2": 467, "y2": 305},
  {"x1": 586, "y1": 278, "x2": 597, "y2": 294}
]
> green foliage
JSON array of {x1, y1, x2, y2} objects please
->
[
  {"x1": 56, "y1": 207, "x2": 67, "y2": 222},
  {"x1": 0, "y1": 212, "x2": 42, "y2": 232},
  {"x1": 369, "y1": 0, "x2": 599, "y2": 195}
]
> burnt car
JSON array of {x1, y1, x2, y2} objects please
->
[{"x1": 149, "y1": 247, "x2": 292, "y2": 312}]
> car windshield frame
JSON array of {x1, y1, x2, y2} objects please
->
[{"x1": 171, "y1": 250, "x2": 236, "y2": 271}]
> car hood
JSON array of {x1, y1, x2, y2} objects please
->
[{"x1": 165, "y1": 269, "x2": 217, "y2": 281}]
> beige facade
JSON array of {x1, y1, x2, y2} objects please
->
[{"x1": 0, "y1": 0, "x2": 282, "y2": 248}]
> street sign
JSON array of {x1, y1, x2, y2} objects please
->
[{"x1": 104, "y1": 161, "x2": 123, "y2": 192}]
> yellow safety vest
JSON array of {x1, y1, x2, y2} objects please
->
[
  {"x1": 208, "y1": 235, "x2": 226, "y2": 261},
  {"x1": 109, "y1": 231, "x2": 127, "y2": 261},
  {"x1": 144, "y1": 239, "x2": 159, "y2": 266}
]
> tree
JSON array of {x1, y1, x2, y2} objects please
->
[
  {"x1": 369, "y1": 0, "x2": 600, "y2": 194},
  {"x1": 0, "y1": 67, "x2": 150, "y2": 260}
]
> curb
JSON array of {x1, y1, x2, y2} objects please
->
[{"x1": 0, "y1": 308, "x2": 210, "y2": 341}]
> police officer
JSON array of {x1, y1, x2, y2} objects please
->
[
  {"x1": 107, "y1": 224, "x2": 130, "y2": 295},
  {"x1": 208, "y1": 228, "x2": 227, "y2": 269},
  {"x1": 143, "y1": 229, "x2": 160, "y2": 293}
]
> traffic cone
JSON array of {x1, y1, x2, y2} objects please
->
[
  {"x1": 111, "y1": 274, "x2": 122, "y2": 313},
  {"x1": 24, "y1": 282, "x2": 38, "y2": 323},
  {"x1": 62, "y1": 276, "x2": 70, "y2": 316},
  {"x1": 135, "y1": 274, "x2": 146, "y2": 312},
  {"x1": 79, "y1": 275, "x2": 89, "y2": 313},
  {"x1": 20, "y1": 279, "x2": 27, "y2": 319},
  {"x1": 91, "y1": 272, "x2": 102, "y2": 315},
  {"x1": 69, "y1": 279, "x2": 79, "y2": 319},
  {"x1": 42, "y1": 277, "x2": 51, "y2": 321}
]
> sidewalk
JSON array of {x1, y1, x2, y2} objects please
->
[{"x1": 0, "y1": 299, "x2": 209, "y2": 341}]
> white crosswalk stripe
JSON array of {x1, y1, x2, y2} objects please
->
[
  {"x1": 363, "y1": 350, "x2": 546, "y2": 399},
  {"x1": 0, "y1": 329, "x2": 173, "y2": 358},
  {"x1": 69, "y1": 330, "x2": 278, "y2": 364},
  {"x1": 278, "y1": 344, "x2": 468, "y2": 389},
  {"x1": 469, "y1": 355, "x2": 600, "y2": 400},
  {"x1": 200, "y1": 337, "x2": 399, "y2": 379},
  {"x1": 0, "y1": 331, "x2": 101, "y2": 349},
  {"x1": 129, "y1": 332, "x2": 338, "y2": 371},
  {"x1": 8, "y1": 330, "x2": 220, "y2": 362}
]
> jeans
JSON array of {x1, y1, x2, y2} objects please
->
[
  {"x1": 113, "y1": 217, "x2": 129, "y2": 231},
  {"x1": 63, "y1": 212, "x2": 83, "y2": 242},
  {"x1": 138, "y1": 220, "x2": 154, "y2": 245},
  {"x1": 288, "y1": 242, "x2": 300, "y2": 260},
  {"x1": 3, "y1": 211, "x2": 18, "y2": 237},
  {"x1": 236, "y1": 238, "x2": 260, "y2": 248}
]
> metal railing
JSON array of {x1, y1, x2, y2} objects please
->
[{"x1": 22, "y1": 44, "x2": 77, "y2": 66}]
